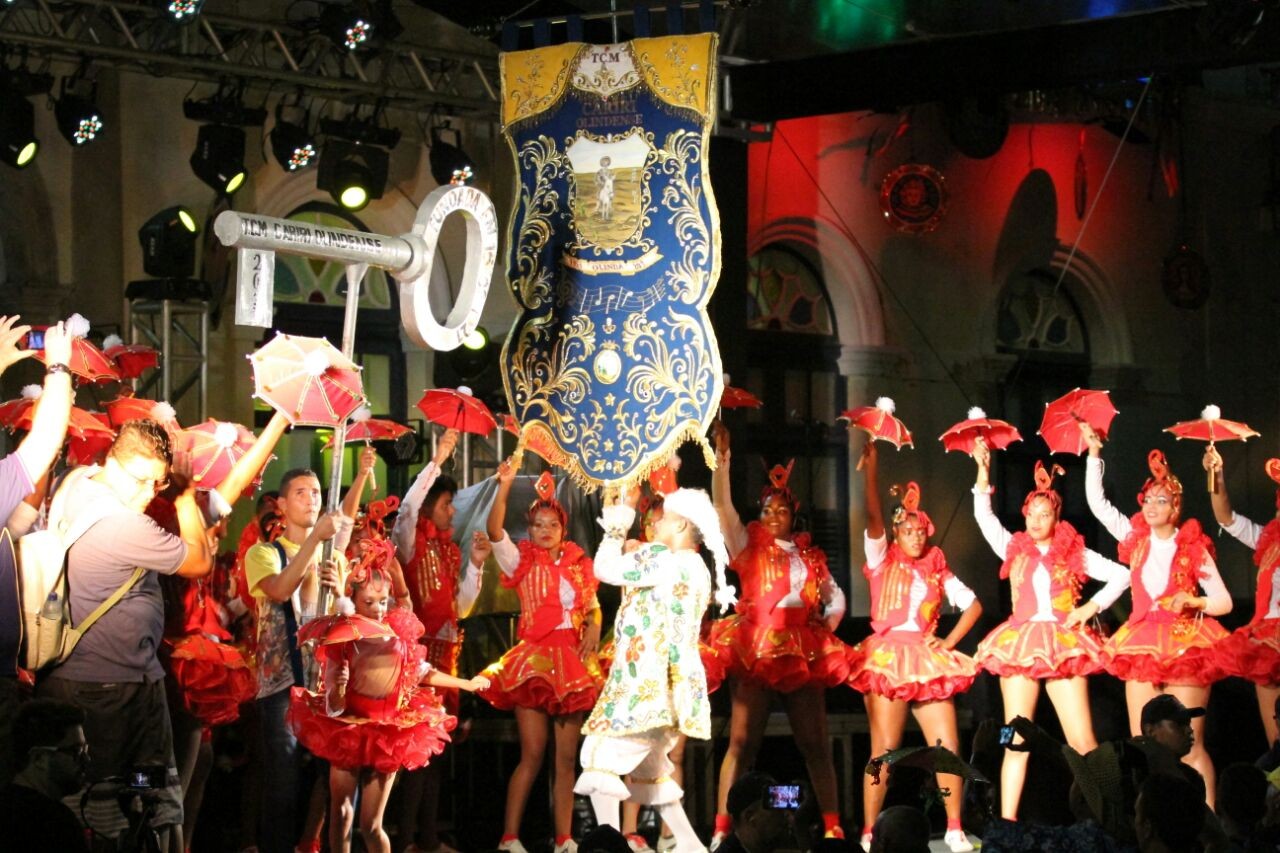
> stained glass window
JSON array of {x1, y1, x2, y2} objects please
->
[
  {"x1": 746, "y1": 245, "x2": 834, "y2": 335},
  {"x1": 271, "y1": 205, "x2": 392, "y2": 310}
]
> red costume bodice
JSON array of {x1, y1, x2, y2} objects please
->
[
  {"x1": 1118, "y1": 515, "x2": 1214, "y2": 623},
  {"x1": 1000, "y1": 522, "x2": 1087, "y2": 624},
  {"x1": 1252, "y1": 519, "x2": 1280, "y2": 624},
  {"x1": 502, "y1": 539, "x2": 595, "y2": 642},
  {"x1": 731, "y1": 522, "x2": 829, "y2": 627},
  {"x1": 863, "y1": 543, "x2": 950, "y2": 635},
  {"x1": 404, "y1": 518, "x2": 463, "y2": 638}
]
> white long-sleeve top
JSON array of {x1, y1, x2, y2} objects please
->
[
  {"x1": 391, "y1": 460, "x2": 483, "y2": 641},
  {"x1": 864, "y1": 533, "x2": 976, "y2": 631},
  {"x1": 1085, "y1": 457, "x2": 1231, "y2": 615},
  {"x1": 1222, "y1": 511, "x2": 1280, "y2": 620},
  {"x1": 972, "y1": 488, "x2": 1130, "y2": 617}
]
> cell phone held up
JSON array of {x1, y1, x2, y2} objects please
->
[
  {"x1": 22, "y1": 327, "x2": 46, "y2": 350},
  {"x1": 998, "y1": 724, "x2": 1017, "y2": 746},
  {"x1": 765, "y1": 784, "x2": 802, "y2": 810}
]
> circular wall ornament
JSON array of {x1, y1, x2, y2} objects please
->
[{"x1": 879, "y1": 164, "x2": 948, "y2": 234}]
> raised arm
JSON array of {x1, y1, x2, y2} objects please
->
[
  {"x1": 711, "y1": 421, "x2": 747, "y2": 557},
  {"x1": 15, "y1": 321, "x2": 73, "y2": 485},
  {"x1": 1202, "y1": 446, "x2": 1265, "y2": 549},
  {"x1": 341, "y1": 445, "x2": 378, "y2": 520},
  {"x1": 390, "y1": 430, "x2": 459, "y2": 562},
  {"x1": 487, "y1": 456, "x2": 516, "y2": 544},
  {"x1": 1081, "y1": 422, "x2": 1131, "y2": 541},
  {"x1": 861, "y1": 439, "x2": 885, "y2": 540},
  {"x1": 971, "y1": 438, "x2": 1012, "y2": 558},
  {"x1": 215, "y1": 410, "x2": 288, "y2": 509},
  {"x1": 456, "y1": 530, "x2": 490, "y2": 617}
]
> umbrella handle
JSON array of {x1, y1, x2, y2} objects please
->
[
  {"x1": 364, "y1": 439, "x2": 376, "y2": 494},
  {"x1": 1207, "y1": 440, "x2": 1216, "y2": 494}
]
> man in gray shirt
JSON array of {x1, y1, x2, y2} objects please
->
[{"x1": 37, "y1": 419, "x2": 212, "y2": 850}]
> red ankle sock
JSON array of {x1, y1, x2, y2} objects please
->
[
  {"x1": 555, "y1": 835, "x2": 573, "y2": 846},
  {"x1": 822, "y1": 813, "x2": 841, "y2": 834},
  {"x1": 946, "y1": 818, "x2": 963, "y2": 832},
  {"x1": 714, "y1": 814, "x2": 733, "y2": 835},
  {"x1": 861, "y1": 826, "x2": 875, "y2": 838},
  {"x1": 501, "y1": 835, "x2": 520, "y2": 845}
]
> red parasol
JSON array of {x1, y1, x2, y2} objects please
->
[
  {"x1": 102, "y1": 335, "x2": 160, "y2": 380},
  {"x1": 1164, "y1": 404, "x2": 1260, "y2": 492},
  {"x1": 249, "y1": 333, "x2": 366, "y2": 428},
  {"x1": 325, "y1": 411, "x2": 411, "y2": 447},
  {"x1": 0, "y1": 385, "x2": 116, "y2": 464},
  {"x1": 178, "y1": 419, "x2": 258, "y2": 490},
  {"x1": 721, "y1": 385, "x2": 763, "y2": 410},
  {"x1": 33, "y1": 314, "x2": 120, "y2": 384},
  {"x1": 939, "y1": 407, "x2": 1023, "y2": 454},
  {"x1": 297, "y1": 612, "x2": 396, "y2": 647},
  {"x1": 1038, "y1": 388, "x2": 1119, "y2": 455},
  {"x1": 839, "y1": 396, "x2": 914, "y2": 450},
  {"x1": 65, "y1": 426, "x2": 115, "y2": 466},
  {"x1": 103, "y1": 396, "x2": 180, "y2": 431},
  {"x1": 416, "y1": 385, "x2": 496, "y2": 437}
]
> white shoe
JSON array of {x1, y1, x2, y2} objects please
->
[
  {"x1": 553, "y1": 841, "x2": 578, "y2": 853},
  {"x1": 656, "y1": 835, "x2": 676, "y2": 853},
  {"x1": 499, "y1": 840, "x2": 530, "y2": 853},
  {"x1": 859, "y1": 831, "x2": 872, "y2": 853},
  {"x1": 709, "y1": 831, "x2": 726, "y2": 852},
  {"x1": 943, "y1": 829, "x2": 974, "y2": 853}
]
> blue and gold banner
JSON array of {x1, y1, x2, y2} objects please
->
[{"x1": 499, "y1": 34, "x2": 724, "y2": 490}]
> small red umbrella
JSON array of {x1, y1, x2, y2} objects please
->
[
  {"x1": 939, "y1": 407, "x2": 1023, "y2": 454},
  {"x1": 103, "y1": 396, "x2": 180, "y2": 431},
  {"x1": 325, "y1": 411, "x2": 411, "y2": 447},
  {"x1": 179, "y1": 419, "x2": 258, "y2": 490},
  {"x1": 0, "y1": 385, "x2": 115, "y2": 437},
  {"x1": 32, "y1": 314, "x2": 120, "y2": 384},
  {"x1": 721, "y1": 386, "x2": 763, "y2": 410},
  {"x1": 297, "y1": 612, "x2": 396, "y2": 647},
  {"x1": 102, "y1": 335, "x2": 160, "y2": 380},
  {"x1": 1038, "y1": 388, "x2": 1119, "y2": 455},
  {"x1": 249, "y1": 333, "x2": 366, "y2": 427},
  {"x1": 839, "y1": 397, "x2": 914, "y2": 450},
  {"x1": 1165, "y1": 404, "x2": 1260, "y2": 492},
  {"x1": 65, "y1": 427, "x2": 115, "y2": 466},
  {"x1": 416, "y1": 386, "x2": 496, "y2": 437}
]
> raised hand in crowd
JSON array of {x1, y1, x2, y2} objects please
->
[
  {"x1": 469, "y1": 529, "x2": 492, "y2": 566},
  {"x1": 0, "y1": 315, "x2": 36, "y2": 375}
]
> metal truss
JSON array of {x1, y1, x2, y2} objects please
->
[{"x1": 0, "y1": 0, "x2": 499, "y2": 117}]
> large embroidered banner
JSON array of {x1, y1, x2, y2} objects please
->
[{"x1": 499, "y1": 34, "x2": 724, "y2": 490}]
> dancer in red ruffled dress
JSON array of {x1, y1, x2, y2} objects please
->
[
  {"x1": 480, "y1": 460, "x2": 603, "y2": 853},
  {"x1": 288, "y1": 551, "x2": 489, "y2": 853},
  {"x1": 708, "y1": 423, "x2": 852, "y2": 845},
  {"x1": 970, "y1": 442, "x2": 1129, "y2": 821},
  {"x1": 1083, "y1": 425, "x2": 1232, "y2": 804},
  {"x1": 1203, "y1": 447, "x2": 1280, "y2": 746},
  {"x1": 853, "y1": 440, "x2": 982, "y2": 853}
]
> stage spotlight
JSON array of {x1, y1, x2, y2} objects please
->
[
  {"x1": 429, "y1": 124, "x2": 475, "y2": 186},
  {"x1": 462, "y1": 327, "x2": 489, "y2": 350},
  {"x1": 317, "y1": 139, "x2": 388, "y2": 211},
  {"x1": 55, "y1": 92, "x2": 104, "y2": 146},
  {"x1": 139, "y1": 206, "x2": 200, "y2": 278},
  {"x1": 167, "y1": 0, "x2": 204, "y2": 20},
  {"x1": 271, "y1": 117, "x2": 316, "y2": 172},
  {"x1": 319, "y1": 1, "x2": 402, "y2": 51},
  {"x1": 190, "y1": 124, "x2": 246, "y2": 196},
  {"x1": 0, "y1": 89, "x2": 38, "y2": 168}
]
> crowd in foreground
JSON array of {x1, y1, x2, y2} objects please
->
[{"x1": 2, "y1": 312, "x2": 1280, "y2": 853}]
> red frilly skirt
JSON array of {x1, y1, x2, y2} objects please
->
[
  {"x1": 1216, "y1": 619, "x2": 1280, "y2": 686},
  {"x1": 287, "y1": 687, "x2": 456, "y2": 773},
  {"x1": 974, "y1": 619, "x2": 1107, "y2": 680},
  {"x1": 163, "y1": 634, "x2": 257, "y2": 726},
  {"x1": 477, "y1": 628, "x2": 603, "y2": 716},
  {"x1": 1105, "y1": 611, "x2": 1230, "y2": 687},
  {"x1": 709, "y1": 613, "x2": 852, "y2": 693},
  {"x1": 848, "y1": 631, "x2": 977, "y2": 702}
]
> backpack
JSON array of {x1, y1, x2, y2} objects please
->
[{"x1": 18, "y1": 466, "x2": 142, "y2": 671}]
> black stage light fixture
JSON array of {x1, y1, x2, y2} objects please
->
[
  {"x1": 317, "y1": 139, "x2": 388, "y2": 210},
  {"x1": 0, "y1": 88, "x2": 38, "y2": 168},
  {"x1": 429, "y1": 124, "x2": 474, "y2": 186},
  {"x1": 190, "y1": 124, "x2": 247, "y2": 196},
  {"x1": 271, "y1": 111, "x2": 317, "y2": 172},
  {"x1": 139, "y1": 206, "x2": 200, "y2": 278},
  {"x1": 55, "y1": 80, "x2": 104, "y2": 147},
  {"x1": 320, "y1": 0, "x2": 403, "y2": 51},
  {"x1": 167, "y1": 0, "x2": 204, "y2": 20}
]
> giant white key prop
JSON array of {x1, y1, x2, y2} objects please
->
[{"x1": 215, "y1": 184, "x2": 499, "y2": 625}]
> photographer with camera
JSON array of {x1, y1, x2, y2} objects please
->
[
  {"x1": 0, "y1": 698, "x2": 90, "y2": 851},
  {"x1": 714, "y1": 772, "x2": 795, "y2": 853}
]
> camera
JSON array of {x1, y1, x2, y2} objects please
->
[
  {"x1": 23, "y1": 327, "x2": 45, "y2": 350},
  {"x1": 998, "y1": 725, "x2": 1016, "y2": 746},
  {"x1": 126, "y1": 765, "x2": 167, "y2": 790},
  {"x1": 765, "y1": 784, "x2": 802, "y2": 810}
]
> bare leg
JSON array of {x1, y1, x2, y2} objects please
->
[
  {"x1": 1044, "y1": 676, "x2": 1098, "y2": 753},
  {"x1": 419, "y1": 760, "x2": 445, "y2": 849},
  {"x1": 715, "y1": 679, "x2": 772, "y2": 815},
  {"x1": 397, "y1": 767, "x2": 427, "y2": 848},
  {"x1": 182, "y1": 738, "x2": 214, "y2": 846},
  {"x1": 863, "y1": 693, "x2": 909, "y2": 830},
  {"x1": 358, "y1": 770, "x2": 398, "y2": 853},
  {"x1": 505, "y1": 707, "x2": 549, "y2": 839},
  {"x1": 1257, "y1": 684, "x2": 1280, "y2": 747},
  {"x1": 913, "y1": 699, "x2": 964, "y2": 825},
  {"x1": 300, "y1": 773, "x2": 327, "y2": 851},
  {"x1": 997, "y1": 675, "x2": 1041, "y2": 820},
  {"x1": 329, "y1": 766, "x2": 359, "y2": 853},
  {"x1": 552, "y1": 713, "x2": 585, "y2": 840},
  {"x1": 1124, "y1": 681, "x2": 1160, "y2": 736},
  {"x1": 1166, "y1": 684, "x2": 1215, "y2": 808},
  {"x1": 781, "y1": 687, "x2": 840, "y2": 815}
]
